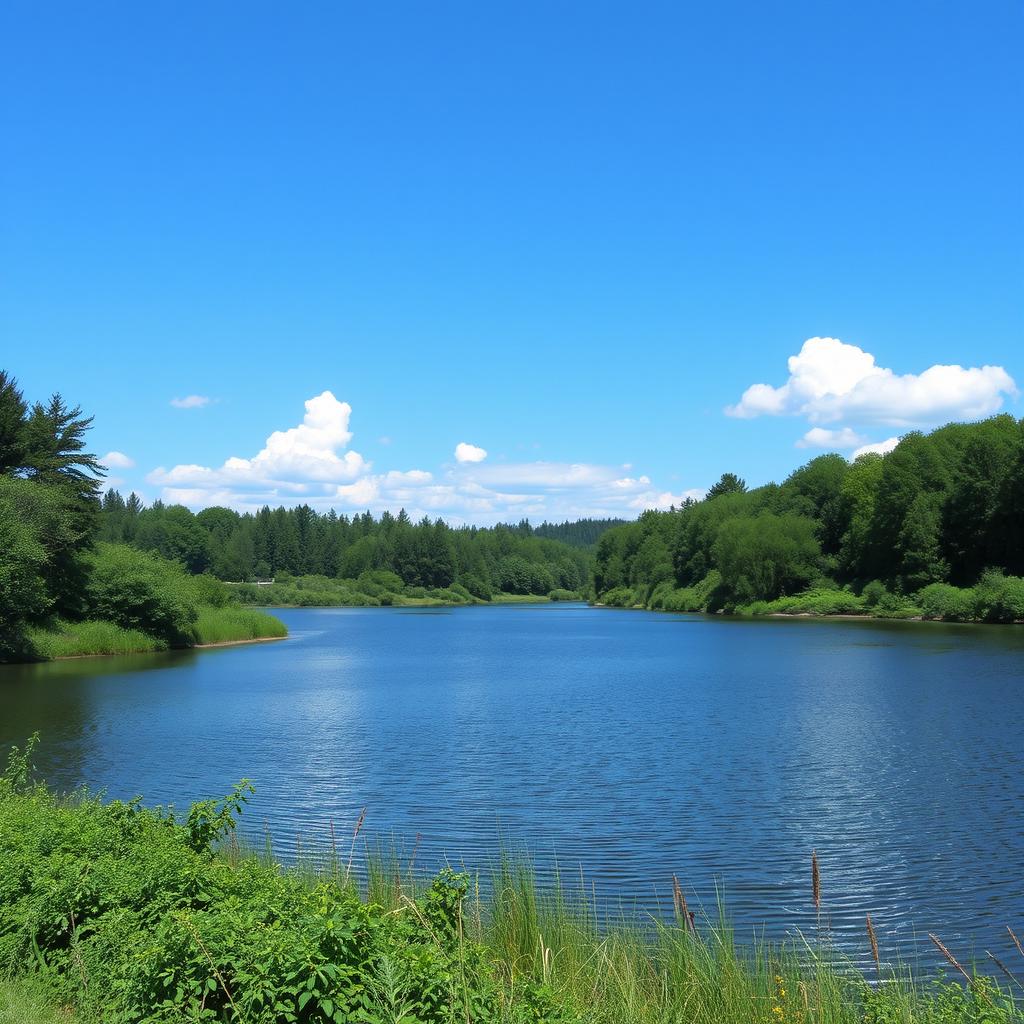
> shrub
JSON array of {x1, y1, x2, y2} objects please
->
[
  {"x1": 459, "y1": 575, "x2": 493, "y2": 601},
  {"x1": 740, "y1": 588, "x2": 866, "y2": 617},
  {"x1": 0, "y1": 758, "x2": 558, "y2": 1024},
  {"x1": 918, "y1": 583, "x2": 977, "y2": 622},
  {"x1": 600, "y1": 586, "x2": 637, "y2": 608},
  {"x1": 547, "y1": 589, "x2": 580, "y2": 601},
  {"x1": 861, "y1": 579, "x2": 889, "y2": 608},
  {"x1": 84, "y1": 543, "x2": 198, "y2": 646},
  {"x1": 357, "y1": 569, "x2": 405, "y2": 593},
  {"x1": 974, "y1": 569, "x2": 1024, "y2": 623}
]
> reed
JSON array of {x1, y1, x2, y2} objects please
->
[{"x1": 866, "y1": 913, "x2": 880, "y2": 976}]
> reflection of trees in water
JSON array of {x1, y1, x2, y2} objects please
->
[{"x1": 0, "y1": 650, "x2": 199, "y2": 790}]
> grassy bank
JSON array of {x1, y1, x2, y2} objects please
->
[
  {"x1": 192, "y1": 607, "x2": 288, "y2": 645},
  {"x1": 229, "y1": 572, "x2": 579, "y2": 609},
  {"x1": 599, "y1": 570, "x2": 1024, "y2": 624},
  {"x1": 19, "y1": 606, "x2": 287, "y2": 661},
  {"x1": 1, "y1": 741, "x2": 1017, "y2": 1024}
]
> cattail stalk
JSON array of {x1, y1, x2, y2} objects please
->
[
  {"x1": 811, "y1": 851, "x2": 821, "y2": 912},
  {"x1": 929, "y1": 932, "x2": 990, "y2": 1002},
  {"x1": 866, "y1": 914, "x2": 880, "y2": 977},
  {"x1": 345, "y1": 806, "x2": 366, "y2": 883},
  {"x1": 672, "y1": 874, "x2": 695, "y2": 933},
  {"x1": 987, "y1": 950, "x2": 1022, "y2": 992},
  {"x1": 1009, "y1": 926, "x2": 1024, "y2": 962}
]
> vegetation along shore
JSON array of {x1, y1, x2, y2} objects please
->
[
  {"x1": 593, "y1": 415, "x2": 1024, "y2": 623},
  {"x1": 1, "y1": 737, "x2": 1020, "y2": 1024},
  {"x1": 5, "y1": 366, "x2": 1024, "y2": 668}
]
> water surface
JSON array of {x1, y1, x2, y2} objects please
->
[{"x1": 3, "y1": 604, "x2": 1022, "y2": 970}]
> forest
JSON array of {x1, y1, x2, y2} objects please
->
[
  {"x1": 96, "y1": 495, "x2": 596, "y2": 603},
  {"x1": 0, "y1": 372, "x2": 287, "y2": 661},
  {"x1": 594, "y1": 415, "x2": 1024, "y2": 622},
  {"x1": 6, "y1": 363, "x2": 1024, "y2": 664},
  {"x1": 0, "y1": 371, "x2": 602, "y2": 660}
]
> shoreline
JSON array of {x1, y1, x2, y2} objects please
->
[{"x1": 38, "y1": 634, "x2": 288, "y2": 663}]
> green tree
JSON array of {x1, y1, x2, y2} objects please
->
[
  {"x1": 0, "y1": 371, "x2": 27, "y2": 474},
  {"x1": 706, "y1": 472, "x2": 747, "y2": 499},
  {"x1": 713, "y1": 513, "x2": 821, "y2": 604}
]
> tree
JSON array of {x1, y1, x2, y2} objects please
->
[
  {"x1": 706, "y1": 473, "x2": 747, "y2": 499},
  {"x1": 0, "y1": 371, "x2": 27, "y2": 474},
  {"x1": 712, "y1": 513, "x2": 821, "y2": 604}
]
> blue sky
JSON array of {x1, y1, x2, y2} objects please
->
[{"x1": 2, "y1": 2, "x2": 1021, "y2": 523}]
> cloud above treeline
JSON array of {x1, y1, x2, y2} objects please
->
[
  {"x1": 727, "y1": 336, "x2": 1017, "y2": 456},
  {"x1": 148, "y1": 391, "x2": 701, "y2": 522}
]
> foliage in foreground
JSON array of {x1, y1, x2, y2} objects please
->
[{"x1": 1, "y1": 740, "x2": 1019, "y2": 1024}]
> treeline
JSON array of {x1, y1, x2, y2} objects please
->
[
  {"x1": 0, "y1": 372, "x2": 284, "y2": 661},
  {"x1": 594, "y1": 415, "x2": 1024, "y2": 622},
  {"x1": 99, "y1": 496, "x2": 593, "y2": 599}
]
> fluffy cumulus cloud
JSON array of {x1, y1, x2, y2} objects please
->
[
  {"x1": 727, "y1": 337, "x2": 1016, "y2": 427},
  {"x1": 727, "y1": 336, "x2": 1017, "y2": 454},
  {"x1": 150, "y1": 391, "x2": 369, "y2": 500},
  {"x1": 102, "y1": 450, "x2": 135, "y2": 469},
  {"x1": 454, "y1": 441, "x2": 487, "y2": 463},
  {"x1": 170, "y1": 395, "x2": 211, "y2": 409},
  {"x1": 147, "y1": 391, "x2": 699, "y2": 523}
]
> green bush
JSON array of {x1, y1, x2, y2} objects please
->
[
  {"x1": 974, "y1": 569, "x2": 1024, "y2": 623},
  {"x1": 0, "y1": 749, "x2": 558, "y2": 1024},
  {"x1": 861, "y1": 579, "x2": 889, "y2": 608},
  {"x1": 83, "y1": 543, "x2": 198, "y2": 646},
  {"x1": 600, "y1": 586, "x2": 637, "y2": 608},
  {"x1": 739, "y1": 588, "x2": 866, "y2": 617},
  {"x1": 547, "y1": 589, "x2": 580, "y2": 601},
  {"x1": 918, "y1": 583, "x2": 977, "y2": 622},
  {"x1": 459, "y1": 575, "x2": 492, "y2": 600}
]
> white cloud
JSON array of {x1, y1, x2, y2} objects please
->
[
  {"x1": 727, "y1": 337, "x2": 1016, "y2": 428},
  {"x1": 455, "y1": 441, "x2": 488, "y2": 463},
  {"x1": 851, "y1": 436, "x2": 901, "y2": 460},
  {"x1": 149, "y1": 391, "x2": 706, "y2": 523},
  {"x1": 150, "y1": 391, "x2": 369, "y2": 497},
  {"x1": 628, "y1": 488, "x2": 706, "y2": 511},
  {"x1": 795, "y1": 427, "x2": 866, "y2": 450},
  {"x1": 102, "y1": 450, "x2": 135, "y2": 469},
  {"x1": 170, "y1": 395, "x2": 212, "y2": 409}
]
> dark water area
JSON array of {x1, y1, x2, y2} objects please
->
[{"x1": 2, "y1": 604, "x2": 1023, "y2": 972}]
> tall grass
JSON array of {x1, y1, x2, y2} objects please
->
[
  {"x1": 191, "y1": 606, "x2": 288, "y2": 644},
  {"x1": 233, "y1": 834, "x2": 1021, "y2": 1024},
  {"x1": 22, "y1": 607, "x2": 287, "y2": 659},
  {"x1": 0, "y1": 976, "x2": 85, "y2": 1024},
  {"x1": 26, "y1": 619, "x2": 164, "y2": 659}
]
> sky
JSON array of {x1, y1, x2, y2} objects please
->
[{"x1": 1, "y1": 1, "x2": 1021, "y2": 524}]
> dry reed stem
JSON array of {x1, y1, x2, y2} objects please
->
[
  {"x1": 811, "y1": 851, "x2": 821, "y2": 911},
  {"x1": 987, "y1": 950, "x2": 1023, "y2": 992},
  {"x1": 866, "y1": 914, "x2": 880, "y2": 976},
  {"x1": 1009, "y1": 925, "x2": 1024, "y2": 962},
  {"x1": 672, "y1": 875, "x2": 696, "y2": 933},
  {"x1": 928, "y1": 932, "x2": 990, "y2": 1002},
  {"x1": 345, "y1": 806, "x2": 367, "y2": 882}
]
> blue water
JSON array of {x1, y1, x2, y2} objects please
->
[{"x1": 2, "y1": 603, "x2": 1023, "y2": 970}]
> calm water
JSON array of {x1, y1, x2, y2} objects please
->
[{"x1": 2, "y1": 604, "x2": 1023, "y2": 970}]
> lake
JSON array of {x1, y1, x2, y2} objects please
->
[{"x1": 2, "y1": 603, "x2": 1022, "y2": 971}]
